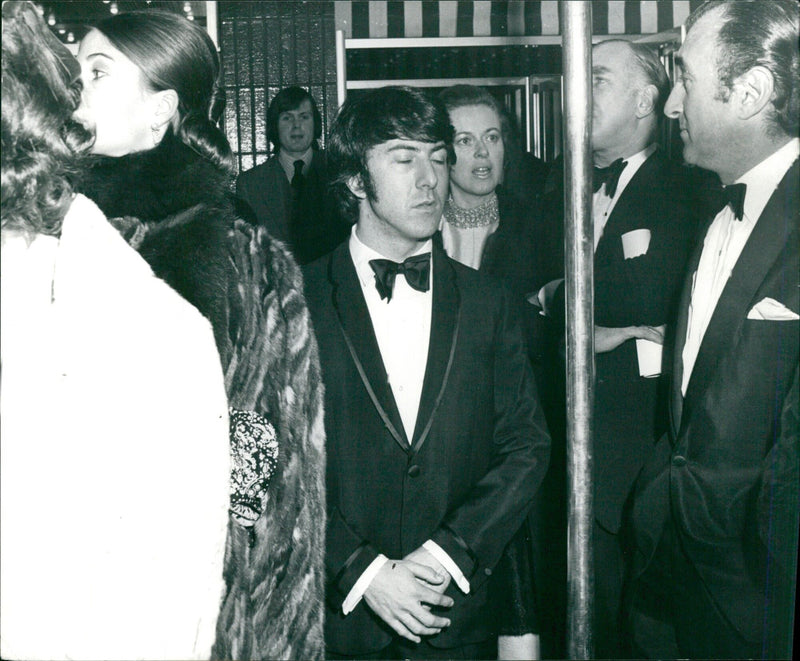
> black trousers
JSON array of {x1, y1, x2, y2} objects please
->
[
  {"x1": 625, "y1": 520, "x2": 761, "y2": 659},
  {"x1": 326, "y1": 637, "x2": 497, "y2": 660},
  {"x1": 593, "y1": 521, "x2": 628, "y2": 659}
]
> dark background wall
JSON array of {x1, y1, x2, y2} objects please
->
[
  {"x1": 218, "y1": 1, "x2": 698, "y2": 174},
  {"x1": 218, "y1": 2, "x2": 338, "y2": 173},
  {"x1": 37, "y1": 1, "x2": 701, "y2": 173}
]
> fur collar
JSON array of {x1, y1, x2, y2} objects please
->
[{"x1": 79, "y1": 131, "x2": 233, "y2": 223}]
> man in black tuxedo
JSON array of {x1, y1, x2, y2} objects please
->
[
  {"x1": 627, "y1": 2, "x2": 799, "y2": 658},
  {"x1": 303, "y1": 86, "x2": 550, "y2": 659},
  {"x1": 236, "y1": 86, "x2": 347, "y2": 264},
  {"x1": 537, "y1": 39, "x2": 696, "y2": 658}
]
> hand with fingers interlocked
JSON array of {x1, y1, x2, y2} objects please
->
[{"x1": 363, "y1": 557, "x2": 454, "y2": 643}]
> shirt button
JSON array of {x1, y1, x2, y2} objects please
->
[
  {"x1": 672, "y1": 455, "x2": 687, "y2": 467},
  {"x1": 407, "y1": 465, "x2": 421, "y2": 478},
  {"x1": 484, "y1": 567, "x2": 492, "y2": 576}
]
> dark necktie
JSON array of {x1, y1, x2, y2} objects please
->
[
  {"x1": 708, "y1": 182, "x2": 747, "y2": 221},
  {"x1": 593, "y1": 158, "x2": 627, "y2": 198},
  {"x1": 369, "y1": 253, "x2": 431, "y2": 302},
  {"x1": 291, "y1": 159, "x2": 305, "y2": 196}
]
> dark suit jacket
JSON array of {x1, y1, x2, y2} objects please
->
[
  {"x1": 632, "y1": 160, "x2": 800, "y2": 656},
  {"x1": 236, "y1": 149, "x2": 347, "y2": 264},
  {"x1": 553, "y1": 150, "x2": 697, "y2": 533},
  {"x1": 303, "y1": 241, "x2": 551, "y2": 655}
]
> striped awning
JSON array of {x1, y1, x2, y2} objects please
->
[{"x1": 335, "y1": 1, "x2": 697, "y2": 38}]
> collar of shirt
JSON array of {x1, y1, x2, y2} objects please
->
[
  {"x1": 278, "y1": 147, "x2": 314, "y2": 182},
  {"x1": 735, "y1": 137, "x2": 799, "y2": 225},
  {"x1": 348, "y1": 224, "x2": 433, "y2": 293},
  {"x1": 594, "y1": 143, "x2": 658, "y2": 204}
]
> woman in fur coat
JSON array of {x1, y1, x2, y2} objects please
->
[{"x1": 73, "y1": 10, "x2": 326, "y2": 660}]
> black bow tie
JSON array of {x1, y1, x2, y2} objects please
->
[
  {"x1": 708, "y1": 182, "x2": 747, "y2": 221},
  {"x1": 369, "y1": 253, "x2": 431, "y2": 302},
  {"x1": 593, "y1": 158, "x2": 628, "y2": 198}
]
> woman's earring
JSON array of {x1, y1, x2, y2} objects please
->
[{"x1": 150, "y1": 123, "x2": 161, "y2": 147}]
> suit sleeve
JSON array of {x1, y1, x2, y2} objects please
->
[
  {"x1": 326, "y1": 507, "x2": 383, "y2": 603},
  {"x1": 431, "y1": 285, "x2": 551, "y2": 590},
  {"x1": 756, "y1": 365, "x2": 799, "y2": 657},
  {"x1": 234, "y1": 170, "x2": 251, "y2": 201}
]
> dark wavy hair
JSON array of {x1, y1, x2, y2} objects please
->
[
  {"x1": 327, "y1": 86, "x2": 454, "y2": 223},
  {"x1": 93, "y1": 9, "x2": 234, "y2": 172},
  {"x1": 687, "y1": 0, "x2": 799, "y2": 136},
  {"x1": 1, "y1": 1, "x2": 94, "y2": 237},
  {"x1": 267, "y1": 86, "x2": 322, "y2": 153}
]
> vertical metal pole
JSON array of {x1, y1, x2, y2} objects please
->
[
  {"x1": 335, "y1": 29, "x2": 347, "y2": 108},
  {"x1": 205, "y1": 1, "x2": 219, "y2": 49},
  {"x1": 561, "y1": 2, "x2": 595, "y2": 659},
  {"x1": 524, "y1": 76, "x2": 531, "y2": 153}
]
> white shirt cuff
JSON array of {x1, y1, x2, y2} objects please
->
[
  {"x1": 423, "y1": 539, "x2": 470, "y2": 594},
  {"x1": 341, "y1": 554, "x2": 388, "y2": 615},
  {"x1": 537, "y1": 278, "x2": 564, "y2": 317}
]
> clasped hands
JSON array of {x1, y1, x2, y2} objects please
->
[{"x1": 363, "y1": 546, "x2": 454, "y2": 643}]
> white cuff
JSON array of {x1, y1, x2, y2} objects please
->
[
  {"x1": 537, "y1": 278, "x2": 564, "y2": 317},
  {"x1": 422, "y1": 539, "x2": 470, "y2": 594},
  {"x1": 341, "y1": 554, "x2": 388, "y2": 615}
]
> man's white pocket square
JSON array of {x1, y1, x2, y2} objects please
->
[{"x1": 747, "y1": 297, "x2": 800, "y2": 320}]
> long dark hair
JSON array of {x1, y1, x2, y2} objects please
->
[
  {"x1": 1, "y1": 0, "x2": 94, "y2": 237},
  {"x1": 93, "y1": 9, "x2": 234, "y2": 172}
]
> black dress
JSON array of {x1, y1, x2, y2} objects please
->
[{"x1": 439, "y1": 186, "x2": 559, "y2": 637}]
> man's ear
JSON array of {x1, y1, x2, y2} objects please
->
[
  {"x1": 733, "y1": 66, "x2": 774, "y2": 121},
  {"x1": 151, "y1": 89, "x2": 180, "y2": 132},
  {"x1": 635, "y1": 84, "x2": 658, "y2": 118},
  {"x1": 346, "y1": 174, "x2": 367, "y2": 200}
]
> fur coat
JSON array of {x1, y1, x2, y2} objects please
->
[{"x1": 80, "y1": 134, "x2": 326, "y2": 660}]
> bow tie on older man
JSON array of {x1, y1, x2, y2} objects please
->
[
  {"x1": 369, "y1": 253, "x2": 431, "y2": 302},
  {"x1": 593, "y1": 158, "x2": 628, "y2": 198},
  {"x1": 707, "y1": 182, "x2": 747, "y2": 221}
]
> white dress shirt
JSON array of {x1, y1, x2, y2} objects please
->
[
  {"x1": 349, "y1": 226, "x2": 432, "y2": 440},
  {"x1": 681, "y1": 138, "x2": 799, "y2": 395},
  {"x1": 341, "y1": 226, "x2": 469, "y2": 616}
]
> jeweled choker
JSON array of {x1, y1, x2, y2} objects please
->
[{"x1": 443, "y1": 193, "x2": 499, "y2": 229}]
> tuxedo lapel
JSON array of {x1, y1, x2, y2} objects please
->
[
  {"x1": 411, "y1": 245, "x2": 460, "y2": 453},
  {"x1": 328, "y1": 244, "x2": 410, "y2": 451},
  {"x1": 682, "y1": 161, "x2": 799, "y2": 425},
  {"x1": 595, "y1": 151, "x2": 659, "y2": 263}
]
